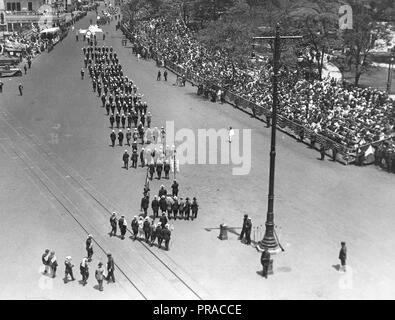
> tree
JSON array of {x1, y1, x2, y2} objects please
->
[
  {"x1": 196, "y1": 2, "x2": 255, "y2": 83},
  {"x1": 341, "y1": 0, "x2": 391, "y2": 86},
  {"x1": 286, "y1": 0, "x2": 340, "y2": 80}
]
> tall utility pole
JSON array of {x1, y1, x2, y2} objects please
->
[
  {"x1": 253, "y1": 24, "x2": 302, "y2": 253},
  {"x1": 386, "y1": 53, "x2": 394, "y2": 94}
]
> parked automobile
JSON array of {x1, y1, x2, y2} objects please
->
[{"x1": 0, "y1": 65, "x2": 23, "y2": 77}]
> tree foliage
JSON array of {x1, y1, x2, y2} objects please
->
[
  {"x1": 340, "y1": 0, "x2": 391, "y2": 85},
  {"x1": 121, "y1": 0, "x2": 393, "y2": 86}
]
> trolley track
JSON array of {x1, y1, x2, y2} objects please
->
[{"x1": 0, "y1": 110, "x2": 208, "y2": 300}]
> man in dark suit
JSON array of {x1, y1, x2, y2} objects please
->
[
  {"x1": 106, "y1": 254, "x2": 115, "y2": 283},
  {"x1": 109, "y1": 212, "x2": 117, "y2": 237},
  {"x1": 118, "y1": 129, "x2": 124, "y2": 146},
  {"x1": 171, "y1": 180, "x2": 179, "y2": 197},
  {"x1": 140, "y1": 195, "x2": 149, "y2": 216},
  {"x1": 339, "y1": 242, "x2": 347, "y2": 272},
  {"x1": 123, "y1": 150, "x2": 129, "y2": 169},
  {"x1": 110, "y1": 130, "x2": 116, "y2": 147}
]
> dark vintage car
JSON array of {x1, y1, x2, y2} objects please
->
[{"x1": 0, "y1": 65, "x2": 23, "y2": 77}]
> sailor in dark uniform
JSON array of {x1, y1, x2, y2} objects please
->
[{"x1": 123, "y1": 150, "x2": 129, "y2": 169}]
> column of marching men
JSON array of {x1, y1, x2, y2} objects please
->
[
  {"x1": 39, "y1": 36, "x2": 201, "y2": 294},
  {"x1": 81, "y1": 42, "x2": 200, "y2": 252}
]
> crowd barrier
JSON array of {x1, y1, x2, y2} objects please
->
[{"x1": 120, "y1": 23, "x2": 395, "y2": 165}]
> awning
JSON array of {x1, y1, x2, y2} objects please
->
[
  {"x1": 40, "y1": 27, "x2": 60, "y2": 34},
  {"x1": 88, "y1": 25, "x2": 103, "y2": 33}
]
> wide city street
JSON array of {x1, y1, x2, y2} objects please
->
[{"x1": 1, "y1": 2, "x2": 395, "y2": 299}]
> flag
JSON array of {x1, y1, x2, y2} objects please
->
[{"x1": 364, "y1": 145, "x2": 375, "y2": 157}]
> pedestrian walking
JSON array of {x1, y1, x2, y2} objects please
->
[
  {"x1": 178, "y1": 197, "x2": 185, "y2": 219},
  {"x1": 164, "y1": 159, "x2": 170, "y2": 179},
  {"x1": 159, "y1": 195, "x2": 167, "y2": 214},
  {"x1": 191, "y1": 197, "x2": 199, "y2": 221},
  {"x1": 109, "y1": 212, "x2": 117, "y2": 237},
  {"x1": 48, "y1": 251, "x2": 58, "y2": 278},
  {"x1": 140, "y1": 148, "x2": 145, "y2": 167},
  {"x1": 131, "y1": 149, "x2": 138, "y2": 168},
  {"x1": 95, "y1": 262, "x2": 105, "y2": 291},
  {"x1": 157, "y1": 70, "x2": 161, "y2": 81},
  {"x1": 64, "y1": 256, "x2": 75, "y2": 283},
  {"x1": 110, "y1": 114, "x2": 115, "y2": 129},
  {"x1": 131, "y1": 216, "x2": 139, "y2": 240},
  {"x1": 159, "y1": 212, "x2": 168, "y2": 228},
  {"x1": 123, "y1": 150, "x2": 129, "y2": 169},
  {"x1": 24, "y1": 64, "x2": 27, "y2": 74},
  {"x1": 18, "y1": 83, "x2": 23, "y2": 96},
  {"x1": 42, "y1": 249, "x2": 50, "y2": 274},
  {"x1": 149, "y1": 160, "x2": 155, "y2": 180},
  {"x1": 80, "y1": 68, "x2": 84, "y2": 79},
  {"x1": 162, "y1": 224, "x2": 171, "y2": 251},
  {"x1": 118, "y1": 129, "x2": 124, "y2": 146},
  {"x1": 86, "y1": 234, "x2": 94, "y2": 261},
  {"x1": 121, "y1": 113, "x2": 126, "y2": 128},
  {"x1": 172, "y1": 196, "x2": 179, "y2": 220},
  {"x1": 149, "y1": 221, "x2": 156, "y2": 246},
  {"x1": 115, "y1": 112, "x2": 121, "y2": 129},
  {"x1": 156, "y1": 222, "x2": 163, "y2": 248},
  {"x1": 339, "y1": 242, "x2": 347, "y2": 272},
  {"x1": 151, "y1": 195, "x2": 159, "y2": 218},
  {"x1": 260, "y1": 249, "x2": 271, "y2": 279},
  {"x1": 110, "y1": 129, "x2": 116, "y2": 147},
  {"x1": 80, "y1": 257, "x2": 89, "y2": 285},
  {"x1": 164, "y1": 70, "x2": 168, "y2": 81},
  {"x1": 140, "y1": 194, "x2": 149, "y2": 216},
  {"x1": 118, "y1": 215, "x2": 127, "y2": 240},
  {"x1": 106, "y1": 253, "x2": 115, "y2": 283},
  {"x1": 171, "y1": 180, "x2": 179, "y2": 197},
  {"x1": 184, "y1": 197, "x2": 191, "y2": 220},
  {"x1": 156, "y1": 158, "x2": 163, "y2": 179},
  {"x1": 143, "y1": 217, "x2": 151, "y2": 243},
  {"x1": 0, "y1": 81, "x2": 3, "y2": 93},
  {"x1": 126, "y1": 128, "x2": 132, "y2": 146}
]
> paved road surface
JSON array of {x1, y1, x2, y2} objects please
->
[{"x1": 1, "y1": 4, "x2": 395, "y2": 299}]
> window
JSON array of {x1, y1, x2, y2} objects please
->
[
  {"x1": 6, "y1": 2, "x2": 22, "y2": 11},
  {"x1": 28, "y1": 2, "x2": 32, "y2": 11}
]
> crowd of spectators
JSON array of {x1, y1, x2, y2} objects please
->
[{"x1": 123, "y1": 17, "x2": 395, "y2": 163}]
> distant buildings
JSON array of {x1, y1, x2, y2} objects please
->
[{"x1": 0, "y1": 0, "x2": 82, "y2": 32}]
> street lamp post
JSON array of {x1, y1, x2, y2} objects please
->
[
  {"x1": 386, "y1": 54, "x2": 394, "y2": 94},
  {"x1": 253, "y1": 25, "x2": 302, "y2": 253}
]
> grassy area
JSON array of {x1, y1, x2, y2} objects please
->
[{"x1": 342, "y1": 66, "x2": 395, "y2": 94}]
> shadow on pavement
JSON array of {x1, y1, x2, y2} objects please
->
[{"x1": 332, "y1": 264, "x2": 341, "y2": 272}]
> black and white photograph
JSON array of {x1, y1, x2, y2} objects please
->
[{"x1": 0, "y1": 0, "x2": 394, "y2": 302}]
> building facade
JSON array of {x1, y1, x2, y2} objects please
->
[{"x1": 0, "y1": 0, "x2": 72, "y2": 32}]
